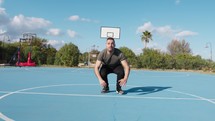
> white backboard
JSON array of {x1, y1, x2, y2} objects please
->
[{"x1": 100, "y1": 27, "x2": 120, "y2": 39}]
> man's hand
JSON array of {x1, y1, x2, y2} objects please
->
[
  {"x1": 99, "y1": 80, "x2": 107, "y2": 87},
  {"x1": 119, "y1": 78, "x2": 127, "y2": 87}
]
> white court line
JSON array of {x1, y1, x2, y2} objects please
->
[
  {"x1": 0, "y1": 83, "x2": 215, "y2": 121},
  {"x1": 0, "y1": 84, "x2": 96, "y2": 121},
  {"x1": 0, "y1": 84, "x2": 214, "y2": 102},
  {"x1": 167, "y1": 89, "x2": 215, "y2": 105},
  {"x1": 0, "y1": 112, "x2": 14, "y2": 121},
  {"x1": 0, "y1": 90, "x2": 212, "y2": 101},
  {"x1": 0, "y1": 84, "x2": 97, "y2": 100}
]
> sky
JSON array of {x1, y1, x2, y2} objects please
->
[{"x1": 0, "y1": 0, "x2": 214, "y2": 60}]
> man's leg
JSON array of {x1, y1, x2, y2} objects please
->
[
  {"x1": 99, "y1": 65, "x2": 110, "y2": 93},
  {"x1": 113, "y1": 65, "x2": 125, "y2": 94}
]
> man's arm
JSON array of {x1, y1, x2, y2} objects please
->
[
  {"x1": 119, "y1": 59, "x2": 130, "y2": 86},
  {"x1": 94, "y1": 60, "x2": 107, "y2": 87}
]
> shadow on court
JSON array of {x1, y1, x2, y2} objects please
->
[{"x1": 125, "y1": 86, "x2": 172, "y2": 95}]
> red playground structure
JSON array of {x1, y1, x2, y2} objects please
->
[
  {"x1": 16, "y1": 49, "x2": 36, "y2": 67},
  {"x1": 16, "y1": 33, "x2": 36, "y2": 67}
]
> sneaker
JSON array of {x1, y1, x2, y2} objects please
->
[
  {"x1": 116, "y1": 89, "x2": 124, "y2": 95},
  {"x1": 101, "y1": 86, "x2": 109, "y2": 93}
]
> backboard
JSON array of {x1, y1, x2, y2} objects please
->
[{"x1": 100, "y1": 26, "x2": 120, "y2": 39}]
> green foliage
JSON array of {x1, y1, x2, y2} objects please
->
[
  {"x1": 54, "y1": 43, "x2": 80, "y2": 67},
  {"x1": 1, "y1": 36, "x2": 215, "y2": 73},
  {"x1": 79, "y1": 52, "x2": 88, "y2": 63},
  {"x1": 175, "y1": 54, "x2": 190, "y2": 69},
  {"x1": 0, "y1": 37, "x2": 57, "y2": 66},
  {"x1": 46, "y1": 47, "x2": 57, "y2": 65},
  {"x1": 17, "y1": 37, "x2": 57, "y2": 66},
  {"x1": 31, "y1": 46, "x2": 42, "y2": 65},
  {"x1": 0, "y1": 42, "x2": 18, "y2": 64},
  {"x1": 119, "y1": 46, "x2": 137, "y2": 67},
  {"x1": 136, "y1": 55, "x2": 143, "y2": 68},
  {"x1": 162, "y1": 54, "x2": 175, "y2": 69},
  {"x1": 139, "y1": 48, "x2": 165, "y2": 69},
  {"x1": 136, "y1": 48, "x2": 215, "y2": 71}
]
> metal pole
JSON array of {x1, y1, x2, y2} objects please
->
[
  {"x1": 210, "y1": 43, "x2": 212, "y2": 61},
  {"x1": 88, "y1": 48, "x2": 90, "y2": 67},
  {"x1": 206, "y1": 42, "x2": 213, "y2": 61}
]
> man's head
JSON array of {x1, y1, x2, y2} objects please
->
[{"x1": 106, "y1": 37, "x2": 115, "y2": 52}]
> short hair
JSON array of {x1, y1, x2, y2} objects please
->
[{"x1": 106, "y1": 37, "x2": 115, "y2": 42}]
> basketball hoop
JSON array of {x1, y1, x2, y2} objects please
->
[{"x1": 100, "y1": 26, "x2": 120, "y2": 39}]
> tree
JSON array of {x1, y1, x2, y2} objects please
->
[
  {"x1": 119, "y1": 47, "x2": 137, "y2": 67},
  {"x1": 54, "y1": 43, "x2": 80, "y2": 67},
  {"x1": 79, "y1": 52, "x2": 88, "y2": 64},
  {"x1": 0, "y1": 42, "x2": 18, "y2": 64},
  {"x1": 141, "y1": 30, "x2": 152, "y2": 49},
  {"x1": 19, "y1": 37, "x2": 56, "y2": 65},
  {"x1": 167, "y1": 39, "x2": 191, "y2": 56},
  {"x1": 46, "y1": 47, "x2": 57, "y2": 65},
  {"x1": 139, "y1": 48, "x2": 164, "y2": 69}
]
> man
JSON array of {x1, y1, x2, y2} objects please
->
[{"x1": 94, "y1": 37, "x2": 130, "y2": 95}]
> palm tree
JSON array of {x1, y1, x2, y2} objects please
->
[{"x1": 141, "y1": 30, "x2": 152, "y2": 49}]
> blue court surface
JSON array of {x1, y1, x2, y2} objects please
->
[{"x1": 0, "y1": 67, "x2": 215, "y2": 121}]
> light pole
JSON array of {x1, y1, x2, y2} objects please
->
[
  {"x1": 87, "y1": 45, "x2": 98, "y2": 67},
  {"x1": 205, "y1": 42, "x2": 212, "y2": 61},
  {"x1": 88, "y1": 48, "x2": 90, "y2": 67},
  {"x1": 87, "y1": 46, "x2": 92, "y2": 67}
]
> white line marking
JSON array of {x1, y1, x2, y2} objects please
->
[
  {"x1": 0, "y1": 112, "x2": 14, "y2": 121},
  {"x1": 0, "y1": 84, "x2": 95, "y2": 121},
  {"x1": 0, "y1": 84, "x2": 214, "y2": 102},
  {"x1": 0, "y1": 84, "x2": 98, "y2": 100},
  {"x1": 167, "y1": 89, "x2": 215, "y2": 105},
  {"x1": 0, "y1": 83, "x2": 215, "y2": 121},
  {"x1": 0, "y1": 91, "x2": 212, "y2": 100}
]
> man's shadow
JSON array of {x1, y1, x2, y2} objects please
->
[{"x1": 124, "y1": 86, "x2": 171, "y2": 95}]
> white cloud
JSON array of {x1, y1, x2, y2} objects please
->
[
  {"x1": 47, "y1": 40, "x2": 65, "y2": 50},
  {"x1": 0, "y1": 7, "x2": 54, "y2": 40},
  {"x1": 6, "y1": 14, "x2": 51, "y2": 38},
  {"x1": 80, "y1": 18, "x2": 91, "y2": 22},
  {"x1": 0, "y1": 7, "x2": 65, "y2": 43},
  {"x1": 175, "y1": 31, "x2": 198, "y2": 38},
  {"x1": 10, "y1": 14, "x2": 51, "y2": 29},
  {"x1": 69, "y1": 15, "x2": 80, "y2": 21},
  {"x1": 156, "y1": 25, "x2": 176, "y2": 38},
  {"x1": 136, "y1": 21, "x2": 154, "y2": 34},
  {"x1": 67, "y1": 29, "x2": 77, "y2": 38},
  {"x1": 46, "y1": 28, "x2": 61, "y2": 36},
  {"x1": 68, "y1": 15, "x2": 99, "y2": 23},
  {"x1": 136, "y1": 21, "x2": 197, "y2": 40},
  {"x1": 156, "y1": 26, "x2": 174, "y2": 34}
]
